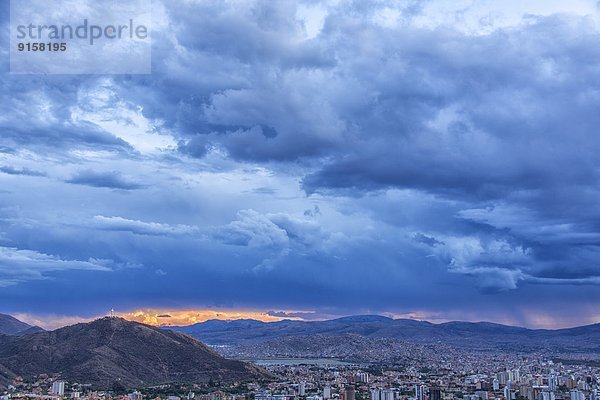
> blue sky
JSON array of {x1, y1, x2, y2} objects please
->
[{"x1": 1, "y1": 0, "x2": 600, "y2": 329}]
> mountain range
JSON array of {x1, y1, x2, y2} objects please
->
[
  {"x1": 0, "y1": 316, "x2": 270, "y2": 389},
  {"x1": 2, "y1": 312, "x2": 598, "y2": 388},
  {"x1": 170, "y1": 315, "x2": 600, "y2": 354}
]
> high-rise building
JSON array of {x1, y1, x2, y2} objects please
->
[
  {"x1": 345, "y1": 386, "x2": 356, "y2": 400},
  {"x1": 372, "y1": 389, "x2": 394, "y2": 400},
  {"x1": 475, "y1": 391, "x2": 488, "y2": 400},
  {"x1": 493, "y1": 379, "x2": 500, "y2": 391},
  {"x1": 498, "y1": 372, "x2": 508, "y2": 386},
  {"x1": 299, "y1": 382, "x2": 306, "y2": 397},
  {"x1": 52, "y1": 381, "x2": 65, "y2": 397},
  {"x1": 570, "y1": 391, "x2": 585, "y2": 400},
  {"x1": 540, "y1": 391, "x2": 555, "y2": 400},
  {"x1": 512, "y1": 370, "x2": 520, "y2": 383},
  {"x1": 324, "y1": 387, "x2": 331, "y2": 400},
  {"x1": 430, "y1": 388, "x2": 442, "y2": 400},
  {"x1": 382, "y1": 390, "x2": 394, "y2": 400},
  {"x1": 416, "y1": 386, "x2": 426, "y2": 400}
]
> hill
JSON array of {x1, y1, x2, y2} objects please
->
[
  {"x1": 0, "y1": 314, "x2": 35, "y2": 335},
  {"x1": 0, "y1": 317, "x2": 271, "y2": 388},
  {"x1": 171, "y1": 315, "x2": 600, "y2": 354}
]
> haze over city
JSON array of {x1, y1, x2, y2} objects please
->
[{"x1": 2, "y1": 0, "x2": 600, "y2": 331}]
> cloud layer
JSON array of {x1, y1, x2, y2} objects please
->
[{"x1": 0, "y1": 0, "x2": 599, "y2": 328}]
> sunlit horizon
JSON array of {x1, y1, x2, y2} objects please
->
[{"x1": 12, "y1": 308, "x2": 600, "y2": 332}]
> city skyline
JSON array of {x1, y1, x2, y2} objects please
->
[{"x1": 2, "y1": 1, "x2": 600, "y2": 329}]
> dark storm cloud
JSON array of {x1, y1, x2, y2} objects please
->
[
  {"x1": 413, "y1": 233, "x2": 444, "y2": 247},
  {"x1": 0, "y1": 166, "x2": 45, "y2": 177},
  {"x1": 0, "y1": 118, "x2": 128, "y2": 152},
  {"x1": 301, "y1": 18, "x2": 600, "y2": 198},
  {"x1": 0, "y1": 82, "x2": 132, "y2": 155},
  {"x1": 66, "y1": 170, "x2": 146, "y2": 190}
]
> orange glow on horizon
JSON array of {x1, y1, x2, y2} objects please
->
[
  {"x1": 118, "y1": 309, "x2": 302, "y2": 326},
  {"x1": 15, "y1": 308, "x2": 599, "y2": 331}
]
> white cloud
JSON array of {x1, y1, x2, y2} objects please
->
[
  {"x1": 70, "y1": 79, "x2": 177, "y2": 154},
  {"x1": 92, "y1": 215, "x2": 200, "y2": 236},
  {"x1": 0, "y1": 246, "x2": 112, "y2": 287},
  {"x1": 212, "y1": 209, "x2": 290, "y2": 248},
  {"x1": 412, "y1": 0, "x2": 599, "y2": 34}
]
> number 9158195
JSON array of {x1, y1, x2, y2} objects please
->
[{"x1": 17, "y1": 43, "x2": 67, "y2": 52}]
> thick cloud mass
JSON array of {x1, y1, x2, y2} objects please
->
[{"x1": 1, "y1": 0, "x2": 599, "y2": 327}]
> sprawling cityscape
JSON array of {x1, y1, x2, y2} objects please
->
[{"x1": 1, "y1": 350, "x2": 598, "y2": 400}]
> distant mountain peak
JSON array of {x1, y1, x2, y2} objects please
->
[{"x1": 0, "y1": 313, "x2": 34, "y2": 336}]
